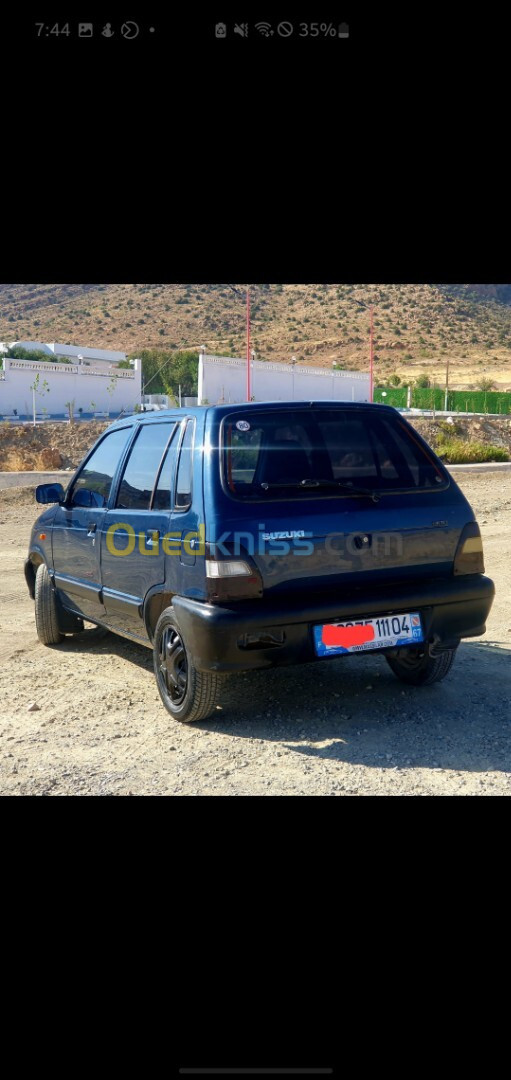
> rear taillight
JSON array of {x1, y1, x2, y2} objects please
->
[
  {"x1": 453, "y1": 523, "x2": 485, "y2": 576},
  {"x1": 205, "y1": 556, "x2": 263, "y2": 602},
  {"x1": 206, "y1": 560, "x2": 254, "y2": 579}
]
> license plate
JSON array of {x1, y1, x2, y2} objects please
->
[{"x1": 313, "y1": 612, "x2": 424, "y2": 656}]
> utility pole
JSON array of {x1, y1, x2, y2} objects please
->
[
  {"x1": 445, "y1": 355, "x2": 450, "y2": 412},
  {"x1": 227, "y1": 284, "x2": 253, "y2": 402},
  {"x1": 355, "y1": 298, "x2": 375, "y2": 403},
  {"x1": 251, "y1": 349, "x2": 256, "y2": 400}
]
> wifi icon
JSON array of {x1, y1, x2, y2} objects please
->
[{"x1": 255, "y1": 22, "x2": 274, "y2": 36}]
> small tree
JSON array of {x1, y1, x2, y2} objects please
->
[
  {"x1": 476, "y1": 377, "x2": 497, "y2": 392},
  {"x1": 30, "y1": 373, "x2": 50, "y2": 427},
  {"x1": 65, "y1": 400, "x2": 76, "y2": 423},
  {"x1": 415, "y1": 375, "x2": 431, "y2": 389}
]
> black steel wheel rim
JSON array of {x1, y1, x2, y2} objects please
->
[
  {"x1": 394, "y1": 646, "x2": 426, "y2": 670},
  {"x1": 159, "y1": 626, "x2": 188, "y2": 705}
]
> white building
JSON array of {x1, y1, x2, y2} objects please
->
[{"x1": 0, "y1": 340, "x2": 126, "y2": 367}]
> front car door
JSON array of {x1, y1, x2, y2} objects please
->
[{"x1": 51, "y1": 425, "x2": 133, "y2": 620}]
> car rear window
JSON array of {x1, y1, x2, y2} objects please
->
[{"x1": 222, "y1": 409, "x2": 447, "y2": 499}]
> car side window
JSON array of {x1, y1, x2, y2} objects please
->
[
  {"x1": 70, "y1": 427, "x2": 132, "y2": 509},
  {"x1": 115, "y1": 423, "x2": 175, "y2": 510},
  {"x1": 153, "y1": 426, "x2": 181, "y2": 510},
  {"x1": 175, "y1": 419, "x2": 195, "y2": 510}
]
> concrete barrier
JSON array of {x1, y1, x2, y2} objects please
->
[
  {"x1": 447, "y1": 462, "x2": 511, "y2": 473},
  {"x1": 0, "y1": 471, "x2": 72, "y2": 491}
]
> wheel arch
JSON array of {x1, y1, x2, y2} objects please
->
[
  {"x1": 25, "y1": 550, "x2": 48, "y2": 599},
  {"x1": 143, "y1": 586, "x2": 175, "y2": 644}
]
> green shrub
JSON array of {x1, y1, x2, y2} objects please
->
[
  {"x1": 436, "y1": 439, "x2": 510, "y2": 464},
  {"x1": 437, "y1": 420, "x2": 464, "y2": 437}
]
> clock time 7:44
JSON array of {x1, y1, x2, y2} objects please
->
[{"x1": 35, "y1": 23, "x2": 71, "y2": 36}]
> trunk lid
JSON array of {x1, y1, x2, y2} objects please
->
[{"x1": 208, "y1": 492, "x2": 471, "y2": 597}]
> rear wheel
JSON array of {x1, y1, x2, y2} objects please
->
[
  {"x1": 34, "y1": 563, "x2": 64, "y2": 646},
  {"x1": 386, "y1": 646, "x2": 457, "y2": 686},
  {"x1": 153, "y1": 609, "x2": 223, "y2": 723}
]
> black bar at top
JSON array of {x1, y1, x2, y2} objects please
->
[{"x1": 179, "y1": 1071, "x2": 334, "y2": 1075}]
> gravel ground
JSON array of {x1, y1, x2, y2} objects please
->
[{"x1": 1, "y1": 471, "x2": 510, "y2": 796}]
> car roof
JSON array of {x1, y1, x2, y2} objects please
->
[{"x1": 108, "y1": 401, "x2": 399, "y2": 430}]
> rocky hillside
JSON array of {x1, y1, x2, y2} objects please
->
[
  {"x1": 0, "y1": 421, "x2": 109, "y2": 472},
  {"x1": 2, "y1": 283, "x2": 511, "y2": 388},
  {"x1": 449, "y1": 284, "x2": 511, "y2": 305}
]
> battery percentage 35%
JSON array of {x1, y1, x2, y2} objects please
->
[{"x1": 298, "y1": 22, "x2": 342, "y2": 37}]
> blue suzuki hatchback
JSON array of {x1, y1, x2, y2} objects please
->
[{"x1": 25, "y1": 402, "x2": 495, "y2": 723}]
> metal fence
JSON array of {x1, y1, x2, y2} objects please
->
[{"x1": 374, "y1": 387, "x2": 511, "y2": 414}]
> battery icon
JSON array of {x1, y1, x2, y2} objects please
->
[{"x1": 338, "y1": 23, "x2": 349, "y2": 37}]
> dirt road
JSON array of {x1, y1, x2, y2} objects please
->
[{"x1": 1, "y1": 472, "x2": 510, "y2": 796}]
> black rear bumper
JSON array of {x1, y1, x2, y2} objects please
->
[{"x1": 172, "y1": 574, "x2": 495, "y2": 674}]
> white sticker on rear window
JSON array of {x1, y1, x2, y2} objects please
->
[{"x1": 236, "y1": 420, "x2": 251, "y2": 432}]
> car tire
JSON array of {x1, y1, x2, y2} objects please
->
[
  {"x1": 34, "y1": 563, "x2": 64, "y2": 646},
  {"x1": 153, "y1": 608, "x2": 223, "y2": 723},
  {"x1": 385, "y1": 646, "x2": 457, "y2": 686}
]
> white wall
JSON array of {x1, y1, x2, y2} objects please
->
[
  {"x1": 198, "y1": 354, "x2": 370, "y2": 405},
  {"x1": 0, "y1": 358, "x2": 141, "y2": 418}
]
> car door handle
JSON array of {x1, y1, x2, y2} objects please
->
[
  {"x1": 145, "y1": 530, "x2": 160, "y2": 548},
  {"x1": 87, "y1": 523, "x2": 97, "y2": 537}
]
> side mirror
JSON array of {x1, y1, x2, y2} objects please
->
[{"x1": 36, "y1": 483, "x2": 65, "y2": 505}]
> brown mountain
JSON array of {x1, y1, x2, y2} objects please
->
[{"x1": 1, "y1": 283, "x2": 511, "y2": 388}]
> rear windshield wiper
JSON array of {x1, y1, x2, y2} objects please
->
[{"x1": 260, "y1": 479, "x2": 381, "y2": 502}]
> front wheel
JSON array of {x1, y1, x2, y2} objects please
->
[
  {"x1": 153, "y1": 609, "x2": 223, "y2": 723},
  {"x1": 34, "y1": 563, "x2": 64, "y2": 645},
  {"x1": 386, "y1": 646, "x2": 458, "y2": 686}
]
